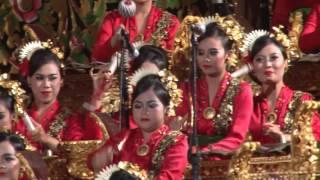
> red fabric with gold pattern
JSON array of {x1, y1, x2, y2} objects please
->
[
  {"x1": 13, "y1": 100, "x2": 102, "y2": 150},
  {"x1": 88, "y1": 125, "x2": 188, "y2": 179},
  {"x1": 91, "y1": 6, "x2": 179, "y2": 61},
  {"x1": 176, "y1": 73, "x2": 253, "y2": 152},
  {"x1": 250, "y1": 86, "x2": 320, "y2": 144}
]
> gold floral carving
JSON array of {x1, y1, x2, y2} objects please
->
[
  {"x1": 282, "y1": 91, "x2": 303, "y2": 133},
  {"x1": 100, "y1": 77, "x2": 121, "y2": 114},
  {"x1": 228, "y1": 142, "x2": 260, "y2": 179},
  {"x1": 291, "y1": 101, "x2": 319, "y2": 179},
  {"x1": 57, "y1": 112, "x2": 109, "y2": 179}
]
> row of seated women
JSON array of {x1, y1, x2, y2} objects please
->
[{"x1": 1, "y1": 16, "x2": 320, "y2": 180}]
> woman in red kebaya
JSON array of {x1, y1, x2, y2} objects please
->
[
  {"x1": 14, "y1": 48, "x2": 103, "y2": 152},
  {"x1": 0, "y1": 131, "x2": 43, "y2": 180},
  {"x1": 91, "y1": 0, "x2": 179, "y2": 62},
  {"x1": 249, "y1": 34, "x2": 320, "y2": 144},
  {"x1": 299, "y1": 3, "x2": 320, "y2": 53},
  {"x1": 0, "y1": 132, "x2": 26, "y2": 180},
  {"x1": 88, "y1": 45, "x2": 169, "y2": 132},
  {"x1": 175, "y1": 22, "x2": 253, "y2": 157},
  {"x1": 89, "y1": 74, "x2": 188, "y2": 179}
]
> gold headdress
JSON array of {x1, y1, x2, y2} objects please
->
[
  {"x1": 130, "y1": 68, "x2": 182, "y2": 117},
  {"x1": 18, "y1": 39, "x2": 64, "y2": 62},
  {"x1": 241, "y1": 26, "x2": 301, "y2": 61},
  {"x1": 241, "y1": 29, "x2": 269, "y2": 54},
  {"x1": 95, "y1": 161, "x2": 149, "y2": 180},
  {"x1": 0, "y1": 74, "x2": 26, "y2": 115},
  {"x1": 17, "y1": 39, "x2": 65, "y2": 76},
  {"x1": 173, "y1": 14, "x2": 245, "y2": 75}
]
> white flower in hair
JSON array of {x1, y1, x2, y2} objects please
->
[
  {"x1": 108, "y1": 41, "x2": 147, "y2": 74},
  {"x1": 130, "y1": 67, "x2": 159, "y2": 87},
  {"x1": 241, "y1": 30, "x2": 269, "y2": 53},
  {"x1": 132, "y1": 41, "x2": 147, "y2": 50},
  {"x1": 193, "y1": 16, "x2": 219, "y2": 34},
  {"x1": 18, "y1": 41, "x2": 44, "y2": 63},
  {"x1": 95, "y1": 164, "x2": 120, "y2": 180}
]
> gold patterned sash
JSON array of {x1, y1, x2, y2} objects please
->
[
  {"x1": 47, "y1": 107, "x2": 71, "y2": 140},
  {"x1": 214, "y1": 78, "x2": 240, "y2": 135},
  {"x1": 148, "y1": 11, "x2": 173, "y2": 47},
  {"x1": 150, "y1": 131, "x2": 182, "y2": 177}
]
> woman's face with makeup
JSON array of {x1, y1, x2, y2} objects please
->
[{"x1": 0, "y1": 141, "x2": 20, "y2": 180}]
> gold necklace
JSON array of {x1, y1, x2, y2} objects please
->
[
  {"x1": 266, "y1": 112, "x2": 277, "y2": 123},
  {"x1": 203, "y1": 107, "x2": 216, "y2": 120},
  {"x1": 137, "y1": 144, "x2": 150, "y2": 156}
]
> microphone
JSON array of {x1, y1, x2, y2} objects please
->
[
  {"x1": 191, "y1": 23, "x2": 206, "y2": 35},
  {"x1": 231, "y1": 63, "x2": 253, "y2": 78},
  {"x1": 118, "y1": 0, "x2": 136, "y2": 18},
  {"x1": 120, "y1": 29, "x2": 139, "y2": 58}
]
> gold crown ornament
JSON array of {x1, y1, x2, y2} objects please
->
[
  {"x1": 241, "y1": 26, "x2": 301, "y2": 62},
  {"x1": 173, "y1": 14, "x2": 245, "y2": 76},
  {"x1": 130, "y1": 68, "x2": 182, "y2": 117}
]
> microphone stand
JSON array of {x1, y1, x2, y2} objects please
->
[
  {"x1": 119, "y1": 30, "x2": 130, "y2": 130},
  {"x1": 189, "y1": 29, "x2": 201, "y2": 180}
]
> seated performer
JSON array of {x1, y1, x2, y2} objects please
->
[
  {"x1": 299, "y1": 3, "x2": 320, "y2": 53},
  {"x1": 14, "y1": 41, "x2": 103, "y2": 152},
  {"x1": 89, "y1": 71, "x2": 188, "y2": 179},
  {"x1": 92, "y1": 0, "x2": 179, "y2": 61},
  {"x1": 88, "y1": 44, "x2": 169, "y2": 131},
  {"x1": 246, "y1": 28, "x2": 320, "y2": 144},
  {"x1": 0, "y1": 74, "x2": 25, "y2": 133},
  {"x1": 175, "y1": 16, "x2": 253, "y2": 157},
  {"x1": 0, "y1": 131, "x2": 39, "y2": 180}
]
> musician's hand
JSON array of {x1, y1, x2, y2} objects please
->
[
  {"x1": 31, "y1": 121, "x2": 49, "y2": 143},
  {"x1": 92, "y1": 145, "x2": 116, "y2": 173},
  {"x1": 263, "y1": 122, "x2": 283, "y2": 141},
  {"x1": 168, "y1": 114, "x2": 189, "y2": 132},
  {"x1": 90, "y1": 67, "x2": 113, "y2": 97},
  {"x1": 110, "y1": 24, "x2": 125, "y2": 48},
  {"x1": 200, "y1": 146, "x2": 233, "y2": 157},
  {"x1": 89, "y1": 67, "x2": 113, "y2": 110}
]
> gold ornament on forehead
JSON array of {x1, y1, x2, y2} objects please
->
[
  {"x1": 203, "y1": 107, "x2": 216, "y2": 120},
  {"x1": 0, "y1": 74, "x2": 27, "y2": 116},
  {"x1": 137, "y1": 144, "x2": 150, "y2": 156},
  {"x1": 267, "y1": 112, "x2": 277, "y2": 123}
]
